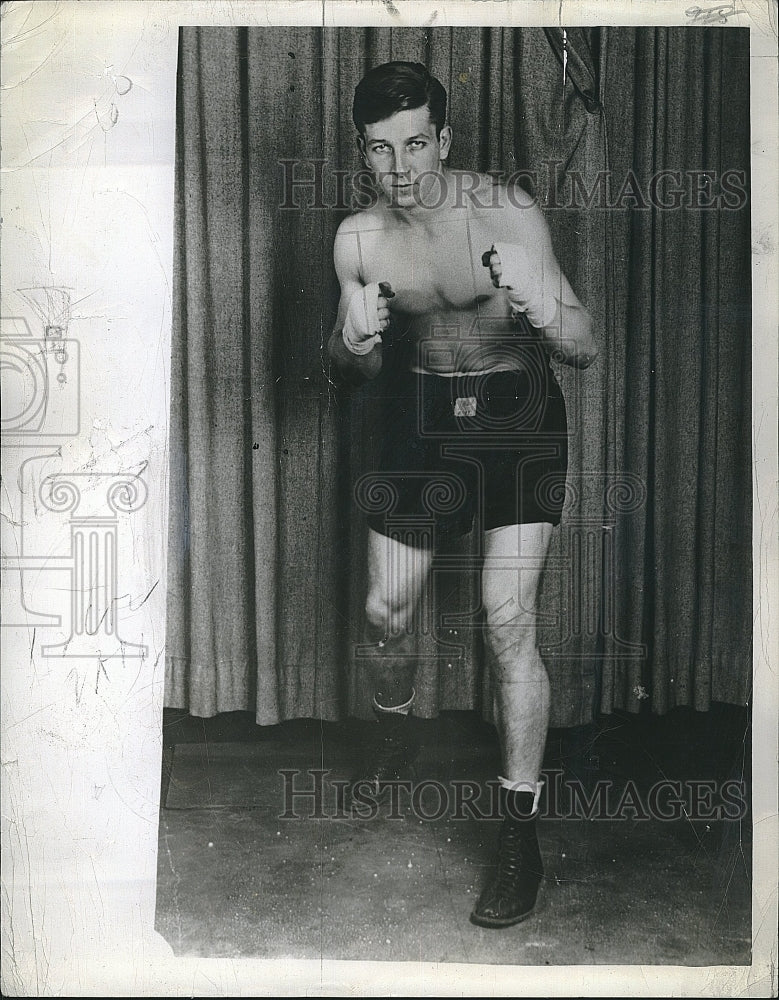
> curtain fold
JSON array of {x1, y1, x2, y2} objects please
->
[
  {"x1": 597, "y1": 27, "x2": 752, "y2": 713},
  {"x1": 542, "y1": 28, "x2": 601, "y2": 114},
  {"x1": 165, "y1": 26, "x2": 752, "y2": 726}
]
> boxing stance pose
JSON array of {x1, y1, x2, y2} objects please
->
[{"x1": 328, "y1": 62, "x2": 597, "y2": 928}]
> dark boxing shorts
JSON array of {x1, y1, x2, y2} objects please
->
[{"x1": 362, "y1": 364, "x2": 568, "y2": 547}]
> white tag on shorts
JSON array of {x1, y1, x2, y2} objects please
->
[{"x1": 453, "y1": 396, "x2": 477, "y2": 417}]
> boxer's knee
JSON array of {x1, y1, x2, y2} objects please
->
[
  {"x1": 365, "y1": 591, "x2": 391, "y2": 633},
  {"x1": 483, "y1": 594, "x2": 543, "y2": 679},
  {"x1": 483, "y1": 593, "x2": 536, "y2": 650},
  {"x1": 365, "y1": 589, "x2": 413, "y2": 639}
]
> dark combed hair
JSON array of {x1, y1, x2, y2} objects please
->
[{"x1": 352, "y1": 61, "x2": 448, "y2": 136}]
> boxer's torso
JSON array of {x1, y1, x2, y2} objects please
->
[{"x1": 347, "y1": 173, "x2": 541, "y2": 375}]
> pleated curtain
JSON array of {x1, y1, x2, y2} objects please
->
[{"x1": 165, "y1": 26, "x2": 752, "y2": 726}]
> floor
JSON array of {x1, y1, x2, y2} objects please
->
[{"x1": 155, "y1": 706, "x2": 751, "y2": 965}]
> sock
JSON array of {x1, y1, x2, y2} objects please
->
[
  {"x1": 498, "y1": 776, "x2": 544, "y2": 816},
  {"x1": 361, "y1": 626, "x2": 417, "y2": 708},
  {"x1": 373, "y1": 688, "x2": 415, "y2": 715}
]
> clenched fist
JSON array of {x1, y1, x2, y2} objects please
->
[
  {"x1": 482, "y1": 243, "x2": 559, "y2": 329},
  {"x1": 342, "y1": 281, "x2": 395, "y2": 355}
]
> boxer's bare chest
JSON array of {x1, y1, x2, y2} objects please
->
[
  {"x1": 351, "y1": 201, "x2": 535, "y2": 372},
  {"x1": 357, "y1": 210, "x2": 507, "y2": 321}
]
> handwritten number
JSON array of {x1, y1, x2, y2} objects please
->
[{"x1": 686, "y1": 3, "x2": 738, "y2": 24}]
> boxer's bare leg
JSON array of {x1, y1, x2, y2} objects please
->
[
  {"x1": 348, "y1": 529, "x2": 433, "y2": 803},
  {"x1": 471, "y1": 521, "x2": 553, "y2": 927},
  {"x1": 363, "y1": 527, "x2": 433, "y2": 707},
  {"x1": 481, "y1": 522, "x2": 553, "y2": 782}
]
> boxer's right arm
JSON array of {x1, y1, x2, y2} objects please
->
[{"x1": 327, "y1": 224, "x2": 389, "y2": 383}]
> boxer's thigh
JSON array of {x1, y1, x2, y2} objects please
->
[{"x1": 481, "y1": 522, "x2": 553, "y2": 627}]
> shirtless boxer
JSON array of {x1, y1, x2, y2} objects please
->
[{"x1": 327, "y1": 62, "x2": 597, "y2": 928}]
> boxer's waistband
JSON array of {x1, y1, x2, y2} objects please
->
[
  {"x1": 409, "y1": 364, "x2": 521, "y2": 377},
  {"x1": 403, "y1": 367, "x2": 541, "y2": 387},
  {"x1": 388, "y1": 366, "x2": 551, "y2": 403}
]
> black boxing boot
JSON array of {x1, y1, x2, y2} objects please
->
[
  {"x1": 470, "y1": 784, "x2": 544, "y2": 928},
  {"x1": 346, "y1": 691, "x2": 419, "y2": 811}
]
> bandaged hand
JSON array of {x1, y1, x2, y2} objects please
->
[
  {"x1": 482, "y1": 243, "x2": 559, "y2": 329},
  {"x1": 342, "y1": 281, "x2": 394, "y2": 355}
]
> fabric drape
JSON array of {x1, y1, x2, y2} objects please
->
[{"x1": 165, "y1": 26, "x2": 751, "y2": 726}]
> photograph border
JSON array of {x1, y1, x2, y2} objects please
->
[{"x1": 1, "y1": 1, "x2": 776, "y2": 995}]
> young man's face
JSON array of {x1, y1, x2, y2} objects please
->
[{"x1": 359, "y1": 104, "x2": 452, "y2": 209}]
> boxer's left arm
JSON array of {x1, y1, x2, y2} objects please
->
[{"x1": 484, "y1": 196, "x2": 598, "y2": 369}]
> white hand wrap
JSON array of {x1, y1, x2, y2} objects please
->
[
  {"x1": 493, "y1": 242, "x2": 560, "y2": 329},
  {"x1": 342, "y1": 282, "x2": 383, "y2": 355}
]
